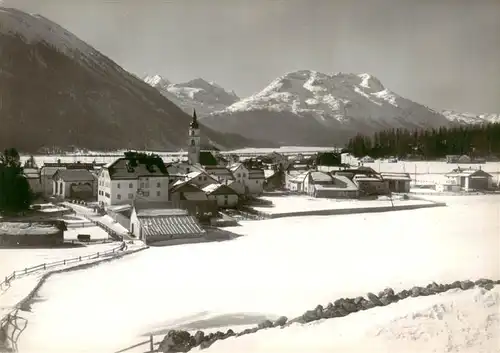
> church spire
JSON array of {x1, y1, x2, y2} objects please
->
[{"x1": 190, "y1": 109, "x2": 199, "y2": 129}]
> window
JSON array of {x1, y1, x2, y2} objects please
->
[
  {"x1": 242, "y1": 173, "x2": 246, "y2": 178},
  {"x1": 237, "y1": 173, "x2": 241, "y2": 178},
  {"x1": 186, "y1": 168, "x2": 190, "y2": 173},
  {"x1": 117, "y1": 183, "x2": 121, "y2": 189},
  {"x1": 191, "y1": 139, "x2": 195, "y2": 146},
  {"x1": 157, "y1": 191, "x2": 161, "y2": 197},
  {"x1": 143, "y1": 191, "x2": 150, "y2": 197},
  {"x1": 117, "y1": 194, "x2": 121, "y2": 200},
  {"x1": 204, "y1": 176, "x2": 207, "y2": 181},
  {"x1": 140, "y1": 182, "x2": 144, "y2": 188},
  {"x1": 105, "y1": 192, "x2": 110, "y2": 198},
  {"x1": 256, "y1": 180, "x2": 259, "y2": 184},
  {"x1": 157, "y1": 182, "x2": 161, "y2": 188},
  {"x1": 129, "y1": 183, "x2": 133, "y2": 188},
  {"x1": 128, "y1": 193, "x2": 133, "y2": 199},
  {"x1": 145, "y1": 182, "x2": 150, "y2": 188}
]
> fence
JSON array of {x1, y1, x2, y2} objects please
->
[
  {"x1": 114, "y1": 335, "x2": 158, "y2": 353},
  {"x1": 0, "y1": 309, "x2": 28, "y2": 352},
  {"x1": 0, "y1": 243, "x2": 125, "y2": 292}
]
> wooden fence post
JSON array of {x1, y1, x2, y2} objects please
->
[
  {"x1": 24, "y1": 268, "x2": 27, "y2": 274},
  {"x1": 79, "y1": 256, "x2": 81, "y2": 261},
  {"x1": 63, "y1": 260, "x2": 66, "y2": 265},
  {"x1": 149, "y1": 335, "x2": 154, "y2": 351},
  {"x1": 43, "y1": 264, "x2": 46, "y2": 270}
]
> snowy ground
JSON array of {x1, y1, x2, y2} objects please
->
[
  {"x1": 16, "y1": 195, "x2": 499, "y2": 353},
  {"x1": 252, "y1": 195, "x2": 435, "y2": 215},
  {"x1": 63, "y1": 226, "x2": 111, "y2": 241},
  {"x1": 0, "y1": 242, "x2": 122, "y2": 321}
]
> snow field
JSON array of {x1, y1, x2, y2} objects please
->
[
  {"x1": 17, "y1": 195, "x2": 500, "y2": 353},
  {"x1": 252, "y1": 195, "x2": 434, "y2": 215}
]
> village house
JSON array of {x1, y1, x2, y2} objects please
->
[
  {"x1": 444, "y1": 168, "x2": 493, "y2": 191},
  {"x1": 183, "y1": 171, "x2": 219, "y2": 189},
  {"x1": 203, "y1": 183, "x2": 239, "y2": 208},
  {"x1": 380, "y1": 172, "x2": 412, "y2": 193},
  {"x1": 40, "y1": 162, "x2": 100, "y2": 196},
  {"x1": 263, "y1": 168, "x2": 283, "y2": 191},
  {"x1": 229, "y1": 162, "x2": 265, "y2": 196},
  {"x1": 23, "y1": 167, "x2": 42, "y2": 195},
  {"x1": 129, "y1": 201, "x2": 205, "y2": 245},
  {"x1": 97, "y1": 152, "x2": 170, "y2": 207},
  {"x1": 169, "y1": 181, "x2": 217, "y2": 219},
  {"x1": 436, "y1": 179, "x2": 461, "y2": 193},
  {"x1": 352, "y1": 174, "x2": 389, "y2": 196},
  {"x1": 286, "y1": 171, "x2": 309, "y2": 192},
  {"x1": 52, "y1": 169, "x2": 97, "y2": 200}
]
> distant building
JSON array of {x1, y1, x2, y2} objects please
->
[
  {"x1": 444, "y1": 168, "x2": 493, "y2": 191},
  {"x1": 360, "y1": 156, "x2": 375, "y2": 164},
  {"x1": 203, "y1": 183, "x2": 239, "y2": 208},
  {"x1": 380, "y1": 173, "x2": 412, "y2": 193},
  {"x1": 52, "y1": 169, "x2": 97, "y2": 200},
  {"x1": 229, "y1": 163, "x2": 265, "y2": 196},
  {"x1": 23, "y1": 167, "x2": 42, "y2": 195},
  {"x1": 98, "y1": 152, "x2": 170, "y2": 206}
]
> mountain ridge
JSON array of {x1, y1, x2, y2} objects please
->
[{"x1": 0, "y1": 7, "x2": 269, "y2": 153}]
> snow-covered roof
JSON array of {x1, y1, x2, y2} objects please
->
[{"x1": 380, "y1": 173, "x2": 412, "y2": 181}]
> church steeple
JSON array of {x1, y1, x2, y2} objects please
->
[
  {"x1": 190, "y1": 109, "x2": 199, "y2": 129},
  {"x1": 188, "y1": 109, "x2": 201, "y2": 165}
]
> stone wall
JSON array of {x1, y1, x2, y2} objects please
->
[{"x1": 157, "y1": 278, "x2": 499, "y2": 353}]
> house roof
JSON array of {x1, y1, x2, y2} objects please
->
[
  {"x1": 229, "y1": 163, "x2": 244, "y2": 172},
  {"x1": 204, "y1": 166, "x2": 235, "y2": 179},
  {"x1": 380, "y1": 173, "x2": 412, "y2": 181},
  {"x1": 202, "y1": 183, "x2": 238, "y2": 196},
  {"x1": 353, "y1": 175, "x2": 384, "y2": 182},
  {"x1": 134, "y1": 201, "x2": 186, "y2": 217},
  {"x1": 264, "y1": 169, "x2": 277, "y2": 179},
  {"x1": 53, "y1": 169, "x2": 95, "y2": 182},
  {"x1": 309, "y1": 171, "x2": 333, "y2": 183},
  {"x1": 171, "y1": 181, "x2": 204, "y2": 194},
  {"x1": 331, "y1": 175, "x2": 359, "y2": 190},
  {"x1": 139, "y1": 214, "x2": 205, "y2": 238},
  {"x1": 105, "y1": 155, "x2": 169, "y2": 180},
  {"x1": 445, "y1": 168, "x2": 492, "y2": 178},
  {"x1": 288, "y1": 171, "x2": 309, "y2": 183},
  {"x1": 23, "y1": 167, "x2": 39, "y2": 179}
]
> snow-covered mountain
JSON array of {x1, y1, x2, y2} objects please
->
[
  {"x1": 0, "y1": 7, "x2": 263, "y2": 152},
  {"x1": 442, "y1": 110, "x2": 500, "y2": 125},
  {"x1": 200, "y1": 70, "x2": 452, "y2": 146},
  {"x1": 144, "y1": 74, "x2": 239, "y2": 116}
]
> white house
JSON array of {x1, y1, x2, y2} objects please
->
[
  {"x1": 52, "y1": 169, "x2": 97, "y2": 200},
  {"x1": 444, "y1": 168, "x2": 493, "y2": 191},
  {"x1": 202, "y1": 183, "x2": 239, "y2": 208},
  {"x1": 183, "y1": 171, "x2": 219, "y2": 189},
  {"x1": 380, "y1": 173, "x2": 412, "y2": 193},
  {"x1": 229, "y1": 163, "x2": 265, "y2": 196},
  {"x1": 98, "y1": 154, "x2": 170, "y2": 207}
]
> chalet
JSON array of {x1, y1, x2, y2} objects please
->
[
  {"x1": 98, "y1": 152, "x2": 170, "y2": 207},
  {"x1": 229, "y1": 163, "x2": 265, "y2": 196},
  {"x1": 129, "y1": 202, "x2": 205, "y2": 245},
  {"x1": 52, "y1": 169, "x2": 97, "y2": 200},
  {"x1": 444, "y1": 168, "x2": 493, "y2": 191},
  {"x1": 380, "y1": 173, "x2": 412, "y2": 193},
  {"x1": 23, "y1": 167, "x2": 42, "y2": 195},
  {"x1": 203, "y1": 183, "x2": 239, "y2": 208}
]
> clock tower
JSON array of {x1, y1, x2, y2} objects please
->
[{"x1": 187, "y1": 109, "x2": 201, "y2": 165}]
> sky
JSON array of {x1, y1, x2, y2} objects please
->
[{"x1": 2, "y1": 0, "x2": 500, "y2": 113}]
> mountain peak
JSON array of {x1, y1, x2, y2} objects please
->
[{"x1": 144, "y1": 74, "x2": 171, "y2": 88}]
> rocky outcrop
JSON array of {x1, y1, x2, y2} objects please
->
[{"x1": 156, "y1": 278, "x2": 499, "y2": 352}]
